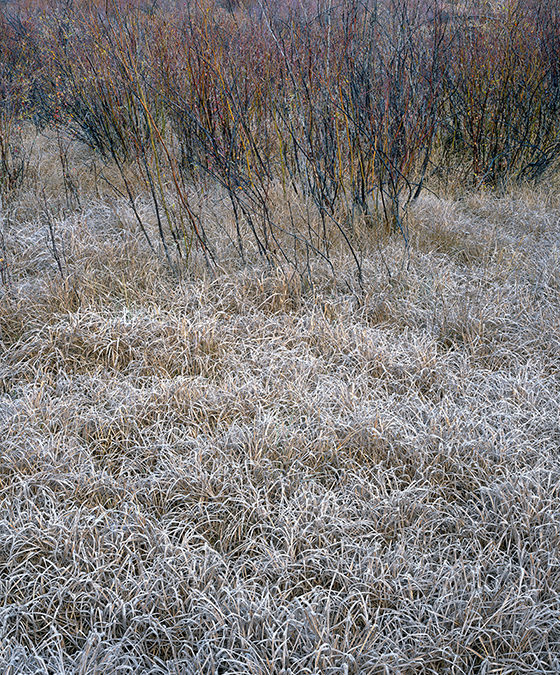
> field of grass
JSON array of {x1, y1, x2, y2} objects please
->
[
  {"x1": 1, "y1": 129, "x2": 560, "y2": 672},
  {"x1": 2, "y1": 0, "x2": 560, "y2": 672}
]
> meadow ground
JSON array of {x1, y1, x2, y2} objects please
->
[{"x1": 1, "y1": 143, "x2": 560, "y2": 672}]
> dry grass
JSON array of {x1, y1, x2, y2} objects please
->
[{"x1": 1, "y1": 142, "x2": 560, "y2": 672}]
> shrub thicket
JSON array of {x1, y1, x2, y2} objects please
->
[{"x1": 1, "y1": 0, "x2": 559, "y2": 277}]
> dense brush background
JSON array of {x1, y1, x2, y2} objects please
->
[{"x1": 1, "y1": 0, "x2": 560, "y2": 673}]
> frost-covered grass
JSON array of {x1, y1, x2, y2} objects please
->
[{"x1": 1, "y1": 180, "x2": 560, "y2": 673}]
